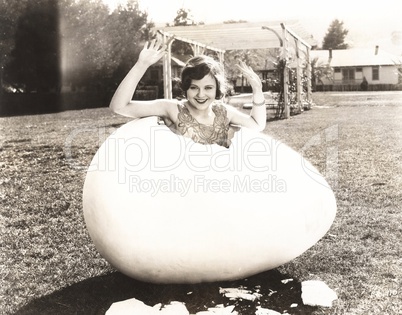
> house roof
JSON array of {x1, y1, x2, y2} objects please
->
[
  {"x1": 156, "y1": 20, "x2": 318, "y2": 51},
  {"x1": 310, "y1": 47, "x2": 402, "y2": 67}
]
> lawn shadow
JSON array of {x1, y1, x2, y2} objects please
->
[{"x1": 13, "y1": 269, "x2": 319, "y2": 315}]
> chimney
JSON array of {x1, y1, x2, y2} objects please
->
[
  {"x1": 329, "y1": 48, "x2": 332, "y2": 59},
  {"x1": 375, "y1": 45, "x2": 379, "y2": 55}
]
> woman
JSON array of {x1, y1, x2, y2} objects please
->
[{"x1": 110, "y1": 37, "x2": 266, "y2": 148}]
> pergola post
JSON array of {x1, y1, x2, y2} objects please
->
[
  {"x1": 282, "y1": 25, "x2": 290, "y2": 119},
  {"x1": 217, "y1": 51, "x2": 224, "y2": 64},
  {"x1": 280, "y1": 23, "x2": 313, "y2": 116},
  {"x1": 162, "y1": 34, "x2": 173, "y2": 99},
  {"x1": 306, "y1": 47, "x2": 312, "y2": 104},
  {"x1": 295, "y1": 38, "x2": 303, "y2": 112}
]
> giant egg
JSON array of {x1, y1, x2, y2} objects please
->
[{"x1": 83, "y1": 117, "x2": 336, "y2": 283}]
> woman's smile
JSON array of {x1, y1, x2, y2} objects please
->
[{"x1": 194, "y1": 98, "x2": 208, "y2": 104}]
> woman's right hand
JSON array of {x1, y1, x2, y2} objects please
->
[
  {"x1": 236, "y1": 61, "x2": 262, "y2": 91},
  {"x1": 138, "y1": 38, "x2": 167, "y2": 67}
]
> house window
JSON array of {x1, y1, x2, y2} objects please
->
[
  {"x1": 342, "y1": 68, "x2": 355, "y2": 82},
  {"x1": 372, "y1": 66, "x2": 379, "y2": 81},
  {"x1": 355, "y1": 67, "x2": 363, "y2": 80}
]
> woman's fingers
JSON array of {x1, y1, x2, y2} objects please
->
[
  {"x1": 144, "y1": 37, "x2": 168, "y2": 52},
  {"x1": 149, "y1": 38, "x2": 156, "y2": 49},
  {"x1": 236, "y1": 62, "x2": 262, "y2": 89},
  {"x1": 236, "y1": 64, "x2": 254, "y2": 79},
  {"x1": 235, "y1": 63, "x2": 247, "y2": 74},
  {"x1": 238, "y1": 60, "x2": 252, "y2": 72},
  {"x1": 154, "y1": 37, "x2": 163, "y2": 50}
]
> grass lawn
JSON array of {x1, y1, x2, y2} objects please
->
[{"x1": 1, "y1": 91, "x2": 401, "y2": 314}]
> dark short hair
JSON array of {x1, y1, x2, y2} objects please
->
[{"x1": 180, "y1": 55, "x2": 226, "y2": 99}]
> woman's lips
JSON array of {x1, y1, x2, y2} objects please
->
[{"x1": 195, "y1": 98, "x2": 208, "y2": 104}]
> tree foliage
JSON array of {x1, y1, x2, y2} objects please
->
[
  {"x1": 1, "y1": 0, "x2": 154, "y2": 92},
  {"x1": 61, "y1": 0, "x2": 153, "y2": 91},
  {"x1": 60, "y1": 0, "x2": 111, "y2": 90},
  {"x1": 173, "y1": 8, "x2": 195, "y2": 26},
  {"x1": 322, "y1": 19, "x2": 349, "y2": 49},
  {"x1": 0, "y1": 0, "x2": 28, "y2": 68},
  {"x1": 311, "y1": 57, "x2": 334, "y2": 89},
  {"x1": 4, "y1": 0, "x2": 60, "y2": 92},
  {"x1": 0, "y1": 0, "x2": 40, "y2": 90}
]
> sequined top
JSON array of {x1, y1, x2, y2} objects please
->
[{"x1": 164, "y1": 101, "x2": 237, "y2": 148}]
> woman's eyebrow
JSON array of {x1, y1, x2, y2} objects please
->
[
  {"x1": 189, "y1": 83, "x2": 215, "y2": 88},
  {"x1": 194, "y1": 84, "x2": 215, "y2": 87}
]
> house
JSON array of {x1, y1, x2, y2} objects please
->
[{"x1": 310, "y1": 46, "x2": 402, "y2": 91}]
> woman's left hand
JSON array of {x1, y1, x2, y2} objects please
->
[{"x1": 236, "y1": 61, "x2": 262, "y2": 90}]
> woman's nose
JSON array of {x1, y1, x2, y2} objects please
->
[{"x1": 197, "y1": 89, "x2": 205, "y2": 97}]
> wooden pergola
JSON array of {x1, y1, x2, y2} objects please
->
[{"x1": 156, "y1": 20, "x2": 316, "y2": 118}]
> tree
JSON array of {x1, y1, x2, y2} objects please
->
[
  {"x1": 322, "y1": 19, "x2": 349, "y2": 49},
  {"x1": 0, "y1": 0, "x2": 155, "y2": 114},
  {"x1": 173, "y1": 8, "x2": 195, "y2": 26},
  {"x1": 4, "y1": 0, "x2": 61, "y2": 92},
  {"x1": 61, "y1": 0, "x2": 153, "y2": 91},
  {"x1": 311, "y1": 57, "x2": 334, "y2": 90},
  {"x1": 0, "y1": 0, "x2": 39, "y2": 91},
  {"x1": 59, "y1": 0, "x2": 101, "y2": 90},
  {"x1": 2, "y1": 0, "x2": 154, "y2": 93},
  {"x1": 98, "y1": 0, "x2": 154, "y2": 88},
  {"x1": 0, "y1": 1, "x2": 31, "y2": 64}
]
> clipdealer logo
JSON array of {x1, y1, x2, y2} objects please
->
[{"x1": 128, "y1": 174, "x2": 286, "y2": 197}]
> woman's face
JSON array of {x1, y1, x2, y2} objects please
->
[{"x1": 186, "y1": 74, "x2": 217, "y2": 111}]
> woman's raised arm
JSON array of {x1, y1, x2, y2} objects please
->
[
  {"x1": 227, "y1": 61, "x2": 267, "y2": 131},
  {"x1": 109, "y1": 38, "x2": 169, "y2": 117}
]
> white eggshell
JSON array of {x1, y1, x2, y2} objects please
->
[{"x1": 83, "y1": 117, "x2": 336, "y2": 283}]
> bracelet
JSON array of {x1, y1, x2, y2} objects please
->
[{"x1": 252, "y1": 99, "x2": 265, "y2": 106}]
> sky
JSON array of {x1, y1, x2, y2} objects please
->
[{"x1": 102, "y1": 0, "x2": 402, "y2": 53}]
